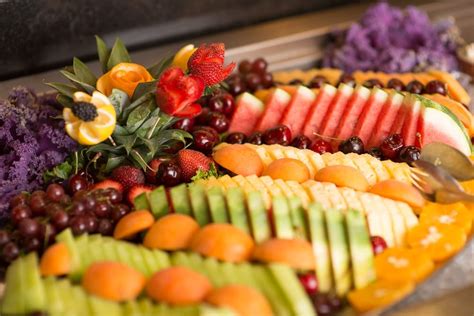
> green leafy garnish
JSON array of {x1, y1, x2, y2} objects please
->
[{"x1": 191, "y1": 163, "x2": 220, "y2": 181}]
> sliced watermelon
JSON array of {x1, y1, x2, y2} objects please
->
[
  {"x1": 401, "y1": 94, "x2": 422, "y2": 146},
  {"x1": 418, "y1": 96, "x2": 472, "y2": 155},
  {"x1": 390, "y1": 97, "x2": 410, "y2": 135},
  {"x1": 279, "y1": 85, "x2": 316, "y2": 136},
  {"x1": 335, "y1": 85, "x2": 370, "y2": 140},
  {"x1": 228, "y1": 92, "x2": 265, "y2": 135},
  {"x1": 353, "y1": 88, "x2": 388, "y2": 145},
  {"x1": 368, "y1": 91, "x2": 404, "y2": 147},
  {"x1": 255, "y1": 88, "x2": 292, "y2": 132},
  {"x1": 318, "y1": 84, "x2": 354, "y2": 137},
  {"x1": 302, "y1": 84, "x2": 337, "y2": 140}
]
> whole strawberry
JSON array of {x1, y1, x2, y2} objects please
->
[
  {"x1": 177, "y1": 149, "x2": 213, "y2": 182},
  {"x1": 111, "y1": 165, "x2": 145, "y2": 191},
  {"x1": 187, "y1": 43, "x2": 236, "y2": 86}
]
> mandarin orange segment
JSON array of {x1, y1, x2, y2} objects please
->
[
  {"x1": 82, "y1": 261, "x2": 146, "y2": 302},
  {"x1": 190, "y1": 223, "x2": 255, "y2": 263},
  {"x1": 113, "y1": 210, "x2": 155, "y2": 240},
  {"x1": 143, "y1": 214, "x2": 200, "y2": 250},
  {"x1": 314, "y1": 165, "x2": 369, "y2": 191},
  {"x1": 205, "y1": 285, "x2": 274, "y2": 316},
  {"x1": 375, "y1": 247, "x2": 434, "y2": 283},
  {"x1": 369, "y1": 180, "x2": 425, "y2": 208},
  {"x1": 420, "y1": 202, "x2": 473, "y2": 234},
  {"x1": 146, "y1": 266, "x2": 212, "y2": 305},
  {"x1": 406, "y1": 223, "x2": 467, "y2": 262},
  {"x1": 263, "y1": 158, "x2": 310, "y2": 183},
  {"x1": 348, "y1": 279, "x2": 415, "y2": 313},
  {"x1": 40, "y1": 242, "x2": 71, "y2": 276}
]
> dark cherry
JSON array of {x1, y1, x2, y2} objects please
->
[
  {"x1": 24, "y1": 238, "x2": 41, "y2": 253},
  {"x1": 425, "y1": 80, "x2": 447, "y2": 96},
  {"x1": 291, "y1": 135, "x2": 312, "y2": 149},
  {"x1": 29, "y1": 194, "x2": 46, "y2": 216},
  {"x1": 338, "y1": 136, "x2": 364, "y2": 154},
  {"x1": 238, "y1": 59, "x2": 252, "y2": 74},
  {"x1": 310, "y1": 139, "x2": 333, "y2": 154},
  {"x1": 69, "y1": 216, "x2": 88, "y2": 236},
  {"x1": 192, "y1": 129, "x2": 219, "y2": 154},
  {"x1": 338, "y1": 73, "x2": 356, "y2": 86},
  {"x1": 247, "y1": 132, "x2": 263, "y2": 145},
  {"x1": 380, "y1": 134, "x2": 404, "y2": 160},
  {"x1": 46, "y1": 183, "x2": 65, "y2": 202},
  {"x1": 227, "y1": 81, "x2": 246, "y2": 96},
  {"x1": 219, "y1": 93, "x2": 235, "y2": 117},
  {"x1": 363, "y1": 78, "x2": 384, "y2": 89},
  {"x1": 106, "y1": 188, "x2": 122, "y2": 204},
  {"x1": 298, "y1": 273, "x2": 318, "y2": 295},
  {"x1": 97, "y1": 218, "x2": 114, "y2": 236},
  {"x1": 245, "y1": 73, "x2": 261, "y2": 91},
  {"x1": 387, "y1": 78, "x2": 405, "y2": 91},
  {"x1": 208, "y1": 95, "x2": 225, "y2": 113},
  {"x1": 263, "y1": 125, "x2": 292, "y2": 145},
  {"x1": 51, "y1": 210, "x2": 69, "y2": 230},
  {"x1": 0, "y1": 230, "x2": 10, "y2": 246},
  {"x1": 9, "y1": 193, "x2": 28, "y2": 209},
  {"x1": 371, "y1": 235, "x2": 388, "y2": 254},
  {"x1": 261, "y1": 73, "x2": 274, "y2": 88},
  {"x1": 208, "y1": 112, "x2": 230, "y2": 133},
  {"x1": 195, "y1": 107, "x2": 211, "y2": 125},
  {"x1": 94, "y1": 201, "x2": 111, "y2": 218},
  {"x1": 308, "y1": 75, "x2": 328, "y2": 89},
  {"x1": 194, "y1": 126, "x2": 219, "y2": 141},
  {"x1": 368, "y1": 147, "x2": 383, "y2": 160},
  {"x1": 2, "y1": 242, "x2": 20, "y2": 262},
  {"x1": 68, "y1": 174, "x2": 90, "y2": 194},
  {"x1": 406, "y1": 80, "x2": 424, "y2": 94},
  {"x1": 398, "y1": 146, "x2": 421, "y2": 164},
  {"x1": 251, "y1": 58, "x2": 268, "y2": 74},
  {"x1": 172, "y1": 118, "x2": 195, "y2": 132},
  {"x1": 289, "y1": 79, "x2": 304, "y2": 86},
  {"x1": 226, "y1": 132, "x2": 247, "y2": 144},
  {"x1": 18, "y1": 218, "x2": 40, "y2": 238},
  {"x1": 157, "y1": 161, "x2": 183, "y2": 187},
  {"x1": 10, "y1": 204, "x2": 32, "y2": 225}
]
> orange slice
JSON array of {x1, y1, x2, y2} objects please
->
[
  {"x1": 375, "y1": 247, "x2": 434, "y2": 283},
  {"x1": 406, "y1": 222, "x2": 467, "y2": 262},
  {"x1": 348, "y1": 279, "x2": 415, "y2": 313},
  {"x1": 420, "y1": 202, "x2": 473, "y2": 234}
]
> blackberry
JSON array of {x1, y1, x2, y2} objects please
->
[{"x1": 72, "y1": 102, "x2": 98, "y2": 121}]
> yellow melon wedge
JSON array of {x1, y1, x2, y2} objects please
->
[{"x1": 427, "y1": 70, "x2": 471, "y2": 105}]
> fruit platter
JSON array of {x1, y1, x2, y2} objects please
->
[{"x1": 1, "y1": 2, "x2": 474, "y2": 315}]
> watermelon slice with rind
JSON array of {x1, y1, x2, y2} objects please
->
[
  {"x1": 256, "y1": 88, "x2": 292, "y2": 132},
  {"x1": 401, "y1": 94, "x2": 421, "y2": 146},
  {"x1": 417, "y1": 96, "x2": 472, "y2": 155},
  {"x1": 319, "y1": 83, "x2": 354, "y2": 137},
  {"x1": 228, "y1": 92, "x2": 264, "y2": 135},
  {"x1": 279, "y1": 85, "x2": 316, "y2": 136},
  {"x1": 302, "y1": 84, "x2": 338, "y2": 140},
  {"x1": 335, "y1": 85, "x2": 371, "y2": 140},
  {"x1": 368, "y1": 91, "x2": 404, "y2": 147},
  {"x1": 353, "y1": 88, "x2": 388, "y2": 145}
]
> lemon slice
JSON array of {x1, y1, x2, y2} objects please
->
[
  {"x1": 63, "y1": 108, "x2": 79, "y2": 123},
  {"x1": 65, "y1": 121, "x2": 81, "y2": 140},
  {"x1": 94, "y1": 108, "x2": 116, "y2": 128},
  {"x1": 78, "y1": 123, "x2": 103, "y2": 145},
  {"x1": 73, "y1": 91, "x2": 92, "y2": 103},
  {"x1": 172, "y1": 44, "x2": 197, "y2": 71},
  {"x1": 92, "y1": 91, "x2": 113, "y2": 106}
]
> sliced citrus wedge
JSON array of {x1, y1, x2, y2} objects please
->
[
  {"x1": 420, "y1": 202, "x2": 473, "y2": 234},
  {"x1": 78, "y1": 123, "x2": 103, "y2": 145},
  {"x1": 406, "y1": 222, "x2": 466, "y2": 262},
  {"x1": 62, "y1": 108, "x2": 79, "y2": 123},
  {"x1": 375, "y1": 247, "x2": 434, "y2": 283},
  {"x1": 348, "y1": 279, "x2": 415, "y2": 313},
  {"x1": 65, "y1": 121, "x2": 81, "y2": 140}
]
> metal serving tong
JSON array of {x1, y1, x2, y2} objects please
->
[{"x1": 411, "y1": 143, "x2": 474, "y2": 203}]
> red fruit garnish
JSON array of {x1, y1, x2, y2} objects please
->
[
  {"x1": 93, "y1": 179, "x2": 124, "y2": 193},
  {"x1": 177, "y1": 149, "x2": 213, "y2": 182},
  {"x1": 380, "y1": 134, "x2": 404, "y2": 160},
  {"x1": 298, "y1": 273, "x2": 318, "y2": 295},
  {"x1": 187, "y1": 43, "x2": 236, "y2": 86},
  {"x1": 262, "y1": 125, "x2": 292, "y2": 145},
  {"x1": 310, "y1": 139, "x2": 333, "y2": 154},
  {"x1": 111, "y1": 166, "x2": 145, "y2": 192},
  {"x1": 370, "y1": 235, "x2": 387, "y2": 255},
  {"x1": 146, "y1": 158, "x2": 167, "y2": 184},
  {"x1": 127, "y1": 185, "x2": 153, "y2": 205},
  {"x1": 156, "y1": 67, "x2": 204, "y2": 118}
]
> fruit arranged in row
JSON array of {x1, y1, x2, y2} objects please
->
[
  {"x1": 213, "y1": 143, "x2": 412, "y2": 185},
  {"x1": 272, "y1": 68, "x2": 471, "y2": 105},
  {"x1": 194, "y1": 175, "x2": 419, "y2": 248},
  {"x1": 225, "y1": 58, "x2": 274, "y2": 95},
  {"x1": 227, "y1": 84, "x2": 472, "y2": 155}
]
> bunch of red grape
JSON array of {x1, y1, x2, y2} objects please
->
[
  {"x1": 0, "y1": 176, "x2": 130, "y2": 267},
  {"x1": 225, "y1": 58, "x2": 274, "y2": 95}
]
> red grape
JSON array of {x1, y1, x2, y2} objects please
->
[
  {"x1": 11, "y1": 204, "x2": 32, "y2": 225},
  {"x1": 371, "y1": 236, "x2": 387, "y2": 254},
  {"x1": 0, "y1": 230, "x2": 10, "y2": 246},
  {"x1": 18, "y1": 218, "x2": 40, "y2": 238},
  {"x1": 247, "y1": 132, "x2": 263, "y2": 145},
  {"x1": 310, "y1": 139, "x2": 333, "y2": 154},
  {"x1": 46, "y1": 183, "x2": 65, "y2": 202},
  {"x1": 208, "y1": 112, "x2": 230, "y2": 133},
  {"x1": 406, "y1": 80, "x2": 424, "y2": 94},
  {"x1": 68, "y1": 174, "x2": 90, "y2": 194},
  {"x1": 298, "y1": 273, "x2": 318, "y2": 295},
  {"x1": 263, "y1": 125, "x2": 292, "y2": 145},
  {"x1": 425, "y1": 80, "x2": 447, "y2": 95},
  {"x1": 251, "y1": 58, "x2": 268, "y2": 74},
  {"x1": 51, "y1": 210, "x2": 69, "y2": 230},
  {"x1": 238, "y1": 60, "x2": 252, "y2": 74},
  {"x1": 291, "y1": 135, "x2": 312, "y2": 149},
  {"x1": 226, "y1": 132, "x2": 247, "y2": 144},
  {"x1": 157, "y1": 161, "x2": 183, "y2": 187},
  {"x1": 338, "y1": 136, "x2": 364, "y2": 154},
  {"x1": 2, "y1": 242, "x2": 20, "y2": 262},
  {"x1": 172, "y1": 118, "x2": 195, "y2": 132},
  {"x1": 380, "y1": 134, "x2": 404, "y2": 160}
]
